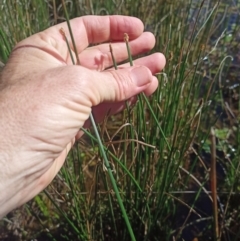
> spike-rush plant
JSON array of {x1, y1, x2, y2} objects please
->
[{"x1": 1, "y1": 0, "x2": 240, "y2": 240}]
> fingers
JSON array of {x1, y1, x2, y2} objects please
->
[
  {"x1": 116, "y1": 53, "x2": 166, "y2": 75},
  {"x1": 16, "y1": 16, "x2": 145, "y2": 61},
  {"x1": 16, "y1": 15, "x2": 143, "y2": 53},
  {"x1": 83, "y1": 99, "x2": 137, "y2": 129},
  {"x1": 78, "y1": 32, "x2": 156, "y2": 69}
]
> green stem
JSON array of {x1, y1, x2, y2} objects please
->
[
  {"x1": 124, "y1": 33, "x2": 171, "y2": 151},
  {"x1": 61, "y1": 5, "x2": 136, "y2": 240},
  {"x1": 90, "y1": 114, "x2": 136, "y2": 240}
]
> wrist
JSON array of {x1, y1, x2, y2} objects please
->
[{"x1": 0, "y1": 78, "x2": 25, "y2": 217}]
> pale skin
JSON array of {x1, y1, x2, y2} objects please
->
[{"x1": 0, "y1": 15, "x2": 166, "y2": 218}]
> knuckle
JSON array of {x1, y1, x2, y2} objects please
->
[{"x1": 108, "y1": 69, "x2": 131, "y2": 101}]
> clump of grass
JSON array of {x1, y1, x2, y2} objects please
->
[
  {"x1": 1, "y1": 0, "x2": 240, "y2": 240},
  {"x1": 0, "y1": 0, "x2": 50, "y2": 62}
]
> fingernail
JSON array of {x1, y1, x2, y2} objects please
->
[{"x1": 131, "y1": 67, "x2": 151, "y2": 87}]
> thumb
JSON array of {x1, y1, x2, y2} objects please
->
[{"x1": 71, "y1": 65, "x2": 155, "y2": 106}]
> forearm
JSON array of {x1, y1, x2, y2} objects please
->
[
  {"x1": 0, "y1": 145, "x2": 55, "y2": 218},
  {"x1": 0, "y1": 141, "x2": 22, "y2": 218},
  {"x1": 0, "y1": 69, "x2": 30, "y2": 218}
]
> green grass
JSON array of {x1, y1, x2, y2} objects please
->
[{"x1": 1, "y1": 0, "x2": 240, "y2": 240}]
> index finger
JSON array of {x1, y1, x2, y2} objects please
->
[{"x1": 50, "y1": 15, "x2": 144, "y2": 51}]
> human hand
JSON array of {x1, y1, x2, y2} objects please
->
[{"x1": 0, "y1": 15, "x2": 165, "y2": 217}]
